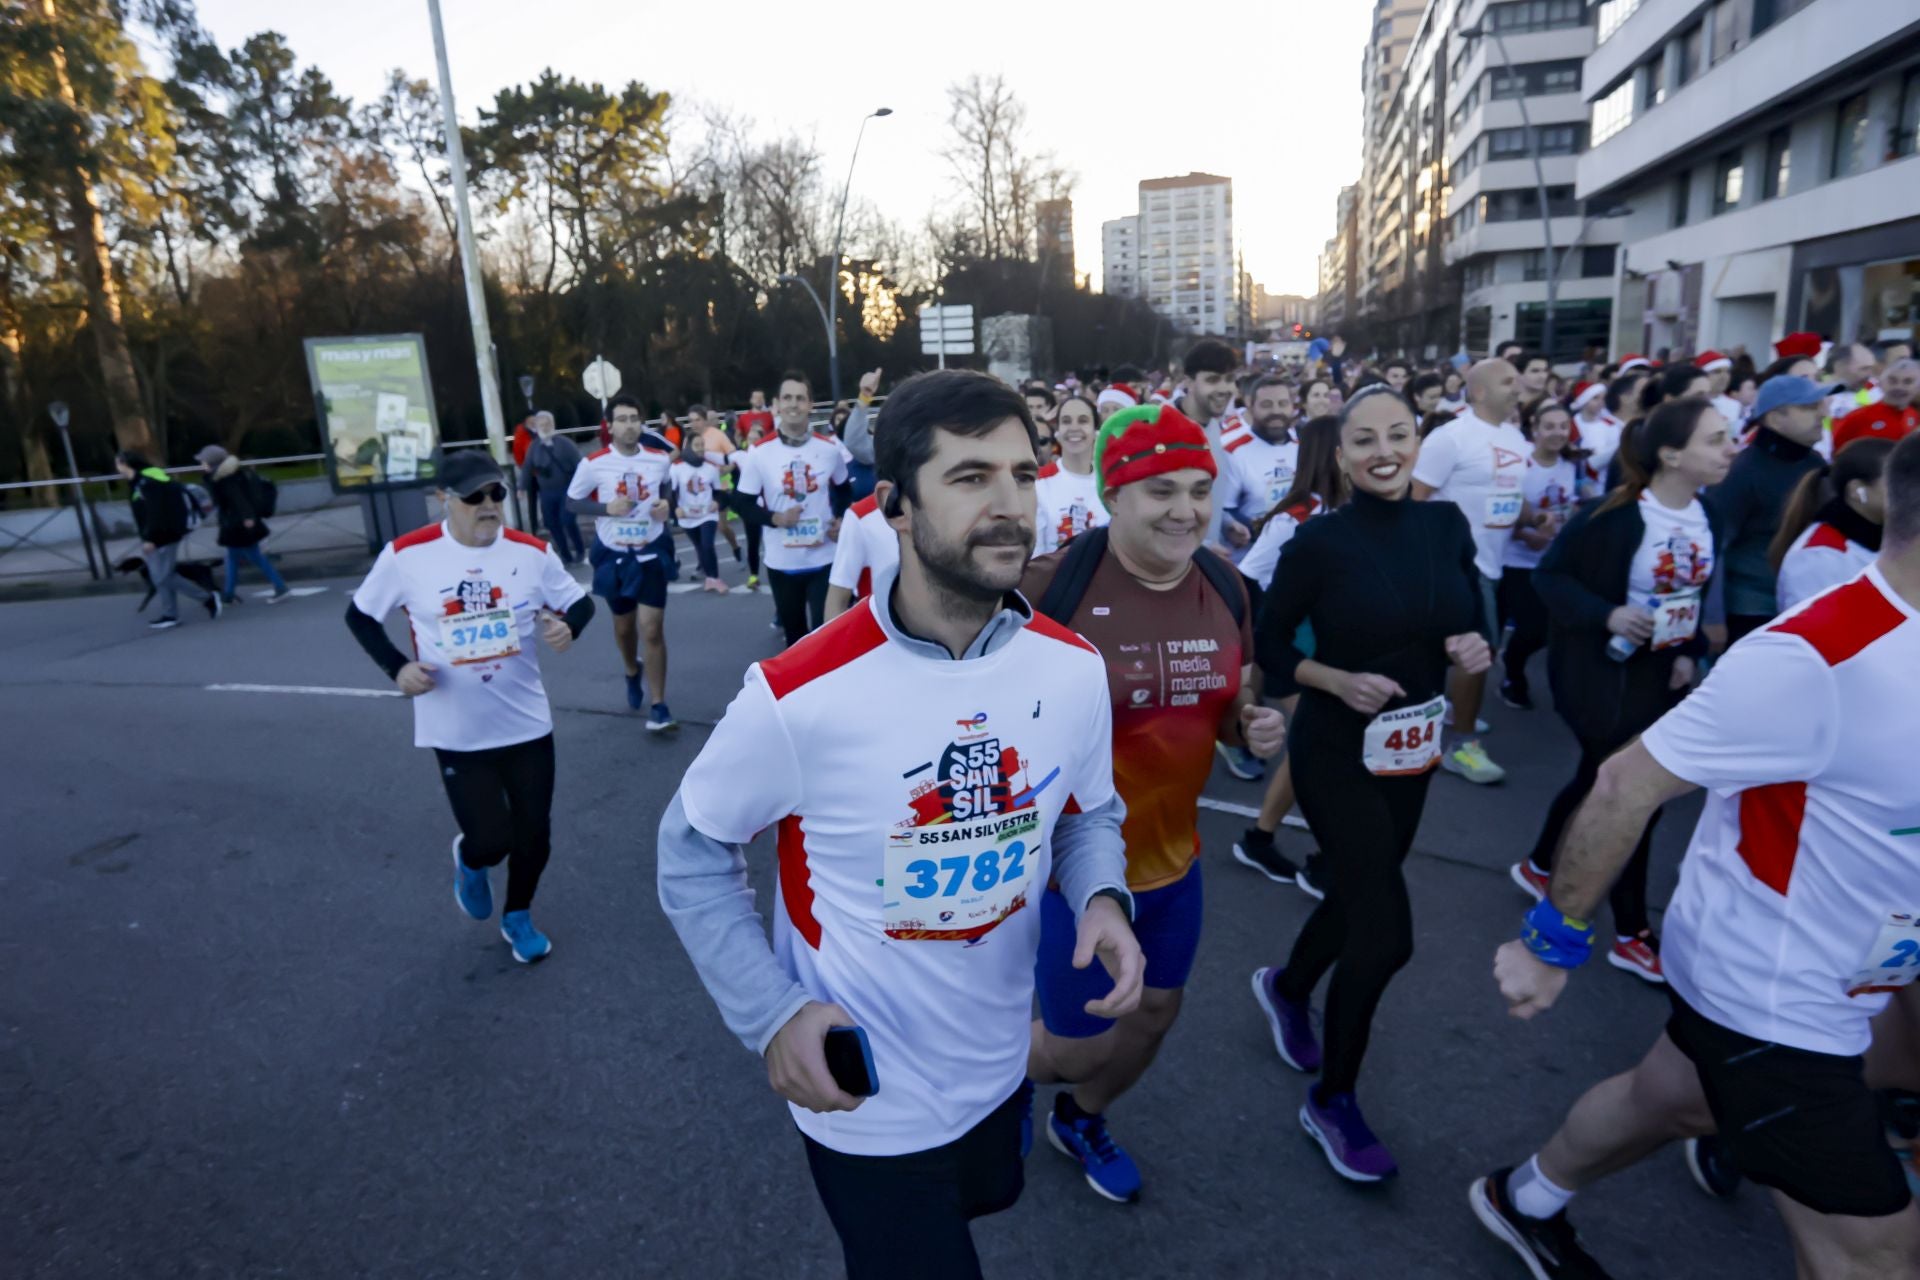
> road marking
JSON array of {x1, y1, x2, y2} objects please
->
[
  {"x1": 252, "y1": 586, "x2": 329, "y2": 599},
  {"x1": 1198, "y1": 796, "x2": 1308, "y2": 828},
  {"x1": 207, "y1": 683, "x2": 402, "y2": 698}
]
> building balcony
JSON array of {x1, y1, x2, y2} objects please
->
[
  {"x1": 1448, "y1": 94, "x2": 1590, "y2": 155},
  {"x1": 1444, "y1": 214, "x2": 1591, "y2": 265},
  {"x1": 1444, "y1": 26, "x2": 1596, "y2": 116},
  {"x1": 1448, "y1": 155, "x2": 1582, "y2": 217}
]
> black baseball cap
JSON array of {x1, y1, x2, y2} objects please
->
[{"x1": 439, "y1": 450, "x2": 505, "y2": 497}]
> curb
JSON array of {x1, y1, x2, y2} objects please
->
[{"x1": 0, "y1": 550, "x2": 376, "y2": 605}]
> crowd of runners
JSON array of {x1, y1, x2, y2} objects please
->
[{"x1": 326, "y1": 329, "x2": 1920, "y2": 1279}]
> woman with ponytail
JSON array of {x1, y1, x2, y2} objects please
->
[
  {"x1": 1771, "y1": 437, "x2": 1895, "y2": 610},
  {"x1": 1507, "y1": 397, "x2": 1738, "y2": 984}
]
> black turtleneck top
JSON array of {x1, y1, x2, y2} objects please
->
[
  {"x1": 1255, "y1": 488, "x2": 1484, "y2": 746},
  {"x1": 1707, "y1": 426, "x2": 1826, "y2": 615}
]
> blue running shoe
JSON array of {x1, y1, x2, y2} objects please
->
[
  {"x1": 451, "y1": 835, "x2": 491, "y2": 921},
  {"x1": 1018, "y1": 1078, "x2": 1036, "y2": 1160},
  {"x1": 624, "y1": 670, "x2": 644, "y2": 710},
  {"x1": 1047, "y1": 1104, "x2": 1142, "y2": 1203},
  {"x1": 1216, "y1": 741, "x2": 1265, "y2": 781},
  {"x1": 1250, "y1": 967, "x2": 1321, "y2": 1072},
  {"x1": 646, "y1": 702, "x2": 678, "y2": 733},
  {"x1": 499, "y1": 910, "x2": 551, "y2": 963}
]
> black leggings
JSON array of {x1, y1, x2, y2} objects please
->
[
  {"x1": 688, "y1": 522, "x2": 719, "y2": 578},
  {"x1": 432, "y1": 733, "x2": 556, "y2": 914},
  {"x1": 745, "y1": 521, "x2": 763, "y2": 577},
  {"x1": 1276, "y1": 735, "x2": 1434, "y2": 1096},
  {"x1": 1526, "y1": 741, "x2": 1658, "y2": 938},
  {"x1": 803, "y1": 1085, "x2": 1024, "y2": 1280},
  {"x1": 1498, "y1": 567, "x2": 1550, "y2": 687},
  {"x1": 770, "y1": 567, "x2": 830, "y2": 646}
]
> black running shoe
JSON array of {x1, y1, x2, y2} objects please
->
[
  {"x1": 1296, "y1": 852, "x2": 1328, "y2": 902},
  {"x1": 1232, "y1": 828, "x2": 1298, "y2": 884},
  {"x1": 1498, "y1": 680, "x2": 1533, "y2": 711},
  {"x1": 1470, "y1": 1167, "x2": 1612, "y2": 1279},
  {"x1": 1683, "y1": 1136, "x2": 1743, "y2": 1198}
]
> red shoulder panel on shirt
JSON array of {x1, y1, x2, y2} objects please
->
[
  {"x1": 850, "y1": 494, "x2": 880, "y2": 518},
  {"x1": 1768, "y1": 574, "x2": 1906, "y2": 666},
  {"x1": 391, "y1": 523, "x2": 445, "y2": 553},
  {"x1": 503, "y1": 527, "x2": 547, "y2": 551},
  {"x1": 1024, "y1": 611, "x2": 1098, "y2": 655},
  {"x1": 760, "y1": 601, "x2": 888, "y2": 700},
  {"x1": 1805, "y1": 524, "x2": 1850, "y2": 552},
  {"x1": 1223, "y1": 432, "x2": 1254, "y2": 453},
  {"x1": 1035, "y1": 461, "x2": 1061, "y2": 480},
  {"x1": 587, "y1": 447, "x2": 611, "y2": 460}
]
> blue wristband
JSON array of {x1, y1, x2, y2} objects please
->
[{"x1": 1520, "y1": 898, "x2": 1596, "y2": 970}]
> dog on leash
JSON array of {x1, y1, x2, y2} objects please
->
[{"x1": 114, "y1": 554, "x2": 221, "y2": 612}]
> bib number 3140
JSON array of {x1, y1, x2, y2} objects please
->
[
  {"x1": 1847, "y1": 911, "x2": 1920, "y2": 996},
  {"x1": 883, "y1": 809, "x2": 1039, "y2": 941}
]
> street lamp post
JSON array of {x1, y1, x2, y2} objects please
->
[
  {"x1": 780, "y1": 274, "x2": 833, "y2": 382},
  {"x1": 1458, "y1": 24, "x2": 1559, "y2": 361},
  {"x1": 827, "y1": 108, "x2": 892, "y2": 404}
]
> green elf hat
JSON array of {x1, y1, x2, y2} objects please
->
[{"x1": 1092, "y1": 403, "x2": 1217, "y2": 512}]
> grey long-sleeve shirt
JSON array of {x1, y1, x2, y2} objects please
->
[
  {"x1": 841, "y1": 399, "x2": 876, "y2": 468},
  {"x1": 656, "y1": 569, "x2": 1131, "y2": 1057}
]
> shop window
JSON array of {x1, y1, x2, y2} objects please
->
[{"x1": 1763, "y1": 127, "x2": 1791, "y2": 199}]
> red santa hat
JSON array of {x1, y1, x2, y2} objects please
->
[
  {"x1": 1617, "y1": 354, "x2": 1653, "y2": 373},
  {"x1": 1774, "y1": 331, "x2": 1822, "y2": 359},
  {"x1": 1095, "y1": 382, "x2": 1140, "y2": 415},
  {"x1": 1094, "y1": 404, "x2": 1216, "y2": 505},
  {"x1": 1569, "y1": 380, "x2": 1606, "y2": 411},
  {"x1": 1695, "y1": 350, "x2": 1731, "y2": 372}
]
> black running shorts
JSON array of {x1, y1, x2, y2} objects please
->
[{"x1": 1667, "y1": 991, "x2": 1911, "y2": 1218}]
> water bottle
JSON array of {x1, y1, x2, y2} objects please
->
[{"x1": 1606, "y1": 632, "x2": 1642, "y2": 663}]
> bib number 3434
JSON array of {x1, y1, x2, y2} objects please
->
[{"x1": 883, "y1": 809, "x2": 1038, "y2": 941}]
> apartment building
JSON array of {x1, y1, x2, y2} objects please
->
[
  {"x1": 1576, "y1": 0, "x2": 1920, "y2": 358},
  {"x1": 1137, "y1": 173, "x2": 1238, "y2": 337},
  {"x1": 1317, "y1": 184, "x2": 1360, "y2": 330},
  {"x1": 1101, "y1": 215, "x2": 1139, "y2": 298},
  {"x1": 1036, "y1": 197, "x2": 1075, "y2": 284}
]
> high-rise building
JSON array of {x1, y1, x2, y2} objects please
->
[
  {"x1": 1317, "y1": 184, "x2": 1360, "y2": 330},
  {"x1": 1101, "y1": 215, "x2": 1139, "y2": 297},
  {"x1": 1036, "y1": 197, "x2": 1075, "y2": 283},
  {"x1": 1358, "y1": 0, "x2": 1430, "y2": 322},
  {"x1": 1577, "y1": 0, "x2": 1920, "y2": 358},
  {"x1": 1137, "y1": 173, "x2": 1237, "y2": 336}
]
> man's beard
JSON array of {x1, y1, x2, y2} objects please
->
[
  {"x1": 1255, "y1": 412, "x2": 1291, "y2": 441},
  {"x1": 910, "y1": 513, "x2": 1032, "y2": 605}
]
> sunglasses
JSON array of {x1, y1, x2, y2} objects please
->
[{"x1": 458, "y1": 484, "x2": 508, "y2": 505}]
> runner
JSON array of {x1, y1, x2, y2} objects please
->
[
  {"x1": 1173, "y1": 338, "x2": 1242, "y2": 548},
  {"x1": 669, "y1": 432, "x2": 728, "y2": 593},
  {"x1": 1410, "y1": 359, "x2": 1528, "y2": 785},
  {"x1": 566, "y1": 393, "x2": 677, "y2": 727},
  {"x1": 843, "y1": 368, "x2": 884, "y2": 499},
  {"x1": 343, "y1": 451, "x2": 593, "y2": 964},
  {"x1": 1022, "y1": 403, "x2": 1287, "y2": 1203},
  {"x1": 734, "y1": 371, "x2": 852, "y2": 645},
  {"x1": 1568, "y1": 380, "x2": 1619, "y2": 484},
  {"x1": 1496, "y1": 399, "x2": 1595, "y2": 712},
  {"x1": 1408, "y1": 372, "x2": 1446, "y2": 418},
  {"x1": 1215, "y1": 377, "x2": 1302, "y2": 559},
  {"x1": 1233, "y1": 413, "x2": 1345, "y2": 899},
  {"x1": 1301, "y1": 377, "x2": 1334, "y2": 422},
  {"x1": 1772, "y1": 436, "x2": 1895, "y2": 611},
  {"x1": 686, "y1": 403, "x2": 742, "y2": 564},
  {"x1": 1707, "y1": 374, "x2": 1830, "y2": 643},
  {"x1": 1833, "y1": 357, "x2": 1918, "y2": 454},
  {"x1": 657, "y1": 369, "x2": 1143, "y2": 1279},
  {"x1": 1507, "y1": 398, "x2": 1736, "y2": 985},
  {"x1": 1475, "y1": 432, "x2": 1920, "y2": 1280},
  {"x1": 1515, "y1": 351, "x2": 1552, "y2": 418},
  {"x1": 1249, "y1": 385, "x2": 1493, "y2": 1181},
  {"x1": 1697, "y1": 350, "x2": 1743, "y2": 426},
  {"x1": 737, "y1": 389, "x2": 776, "y2": 446},
  {"x1": 1032, "y1": 394, "x2": 1109, "y2": 556}
]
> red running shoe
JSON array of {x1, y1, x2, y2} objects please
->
[{"x1": 1607, "y1": 931, "x2": 1665, "y2": 985}]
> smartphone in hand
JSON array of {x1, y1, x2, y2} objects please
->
[{"x1": 824, "y1": 1025, "x2": 879, "y2": 1097}]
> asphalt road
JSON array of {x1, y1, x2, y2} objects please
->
[{"x1": 2, "y1": 551, "x2": 1793, "y2": 1278}]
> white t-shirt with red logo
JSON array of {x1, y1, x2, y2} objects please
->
[
  {"x1": 1629, "y1": 492, "x2": 1715, "y2": 598},
  {"x1": 567, "y1": 444, "x2": 673, "y2": 555},
  {"x1": 350, "y1": 523, "x2": 585, "y2": 751},
  {"x1": 1412, "y1": 409, "x2": 1530, "y2": 578},
  {"x1": 1238, "y1": 495, "x2": 1324, "y2": 591},
  {"x1": 1777, "y1": 522, "x2": 1877, "y2": 612},
  {"x1": 1215, "y1": 426, "x2": 1300, "y2": 529},
  {"x1": 827, "y1": 495, "x2": 897, "y2": 599},
  {"x1": 1033, "y1": 462, "x2": 1108, "y2": 556},
  {"x1": 669, "y1": 459, "x2": 722, "y2": 528},
  {"x1": 1502, "y1": 456, "x2": 1590, "y2": 571},
  {"x1": 1573, "y1": 410, "x2": 1624, "y2": 484},
  {"x1": 1643, "y1": 565, "x2": 1920, "y2": 1055},
  {"x1": 735, "y1": 435, "x2": 850, "y2": 574},
  {"x1": 676, "y1": 598, "x2": 1117, "y2": 1155}
]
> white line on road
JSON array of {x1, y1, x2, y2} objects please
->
[
  {"x1": 1198, "y1": 796, "x2": 1308, "y2": 828},
  {"x1": 206, "y1": 683, "x2": 402, "y2": 698}
]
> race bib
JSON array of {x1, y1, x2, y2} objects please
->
[
  {"x1": 783, "y1": 513, "x2": 824, "y2": 548},
  {"x1": 1485, "y1": 491, "x2": 1522, "y2": 529},
  {"x1": 1361, "y1": 695, "x2": 1446, "y2": 776},
  {"x1": 1650, "y1": 588, "x2": 1701, "y2": 651},
  {"x1": 1847, "y1": 912, "x2": 1920, "y2": 996},
  {"x1": 882, "y1": 808, "x2": 1039, "y2": 941},
  {"x1": 608, "y1": 517, "x2": 653, "y2": 549},
  {"x1": 438, "y1": 607, "x2": 521, "y2": 665}
]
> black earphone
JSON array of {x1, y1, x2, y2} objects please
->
[{"x1": 884, "y1": 486, "x2": 904, "y2": 518}]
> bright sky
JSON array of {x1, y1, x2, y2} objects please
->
[{"x1": 194, "y1": 0, "x2": 1370, "y2": 297}]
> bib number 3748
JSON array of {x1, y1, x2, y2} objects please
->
[
  {"x1": 883, "y1": 809, "x2": 1038, "y2": 941},
  {"x1": 438, "y1": 607, "x2": 521, "y2": 665}
]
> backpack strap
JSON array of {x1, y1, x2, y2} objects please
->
[
  {"x1": 1035, "y1": 526, "x2": 1110, "y2": 625},
  {"x1": 1190, "y1": 546, "x2": 1247, "y2": 630}
]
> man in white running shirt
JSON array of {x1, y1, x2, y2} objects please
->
[
  {"x1": 1476, "y1": 431, "x2": 1920, "y2": 1280},
  {"x1": 734, "y1": 370, "x2": 852, "y2": 646},
  {"x1": 1215, "y1": 377, "x2": 1302, "y2": 557}
]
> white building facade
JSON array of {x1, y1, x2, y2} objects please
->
[
  {"x1": 1138, "y1": 173, "x2": 1238, "y2": 337},
  {"x1": 1577, "y1": 0, "x2": 1920, "y2": 358},
  {"x1": 1101, "y1": 215, "x2": 1139, "y2": 298}
]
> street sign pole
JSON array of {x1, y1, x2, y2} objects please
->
[{"x1": 48, "y1": 401, "x2": 100, "y2": 580}]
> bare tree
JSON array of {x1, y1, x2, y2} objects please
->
[{"x1": 940, "y1": 74, "x2": 1071, "y2": 264}]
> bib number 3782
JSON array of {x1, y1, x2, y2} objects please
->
[{"x1": 883, "y1": 809, "x2": 1038, "y2": 941}]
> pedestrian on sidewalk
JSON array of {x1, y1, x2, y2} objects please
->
[
  {"x1": 117, "y1": 450, "x2": 220, "y2": 630},
  {"x1": 518, "y1": 412, "x2": 586, "y2": 565},
  {"x1": 196, "y1": 445, "x2": 290, "y2": 604}
]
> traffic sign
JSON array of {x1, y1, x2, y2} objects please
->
[
  {"x1": 582, "y1": 356, "x2": 622, "y2": 401},
  {"x1": 919, "y1": 304, "x2": 976, "y2": 358}
]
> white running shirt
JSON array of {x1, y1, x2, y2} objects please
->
[
  {"x1": 735, "y1": 434, "x2": 850, "y2": 573},
  {"x1": 1643, "y1": 566, "x2": 1920, "y2": 1055},
  {"x1": 1238, "y1": 495, "x2": 1323, "y2": 591},
  {"x1": 669, "y1": 459, "x2": 722, "y2": 528},
  {"x1": 1575, "y1": 411, "x2": 1624, "y2": 483},
  {"x1": 1777, "y1": 522, "x2": 1877, "y2": 612},
  {"x1": 1628, "y1": 492, "x2": 1715, "y2": 600},
  {"x1": 1501, "y1": 456, "x2": 1588, "y2": 571},
  {"x1": 1032, "y1": 462, "x2": 1108, "y2": 556},
  {"x1": 677, "y1": 598, "x2": 1118, "y2": 1154},
  {"x1": 1412, "y1": 409, "x2": 1530, "y2": 578},
  {"x1": 568, "y1": 444, "x2": 673, "y2": 555},
  {"x1": 351, "y1": 523, "x2": 585, "y2": 751},
  {"x1": 1215, "y1": 426, "x2": 1300, "y2": 528},
  {"x1": 827, "y1": 494, "x2": 897, "y2": 598}
]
